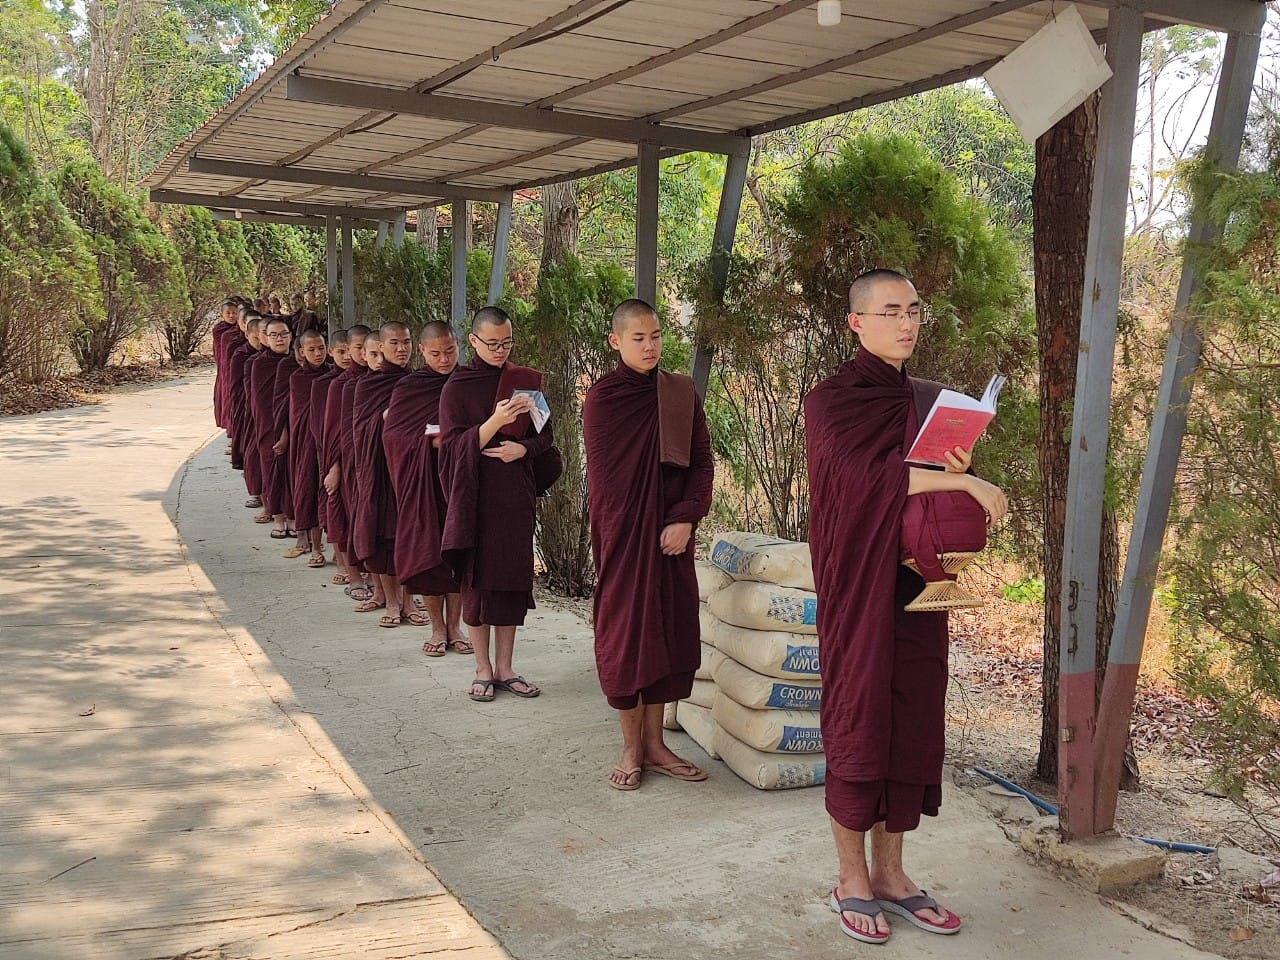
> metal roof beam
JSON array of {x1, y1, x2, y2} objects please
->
[
  {"x1": 150, "y1": 189, "x2": 400, "y2": 220},
  {"x1": 187, "y1": 156, "x2": 508, "y2": 204},
  {"x1": 285, "y1": 75, "x2": 752, "y2": 157},
  {"x1": 1074, "y1": 0, "x2": 1265, "y2": 34},
  {"x1": 211, "y1": 210, "x2": 386, "y2": 229}
]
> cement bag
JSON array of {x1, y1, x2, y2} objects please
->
[
  {"x1": 714, "y1": 654, "x2": 822, "y2": 711},
  {"x1": 712, "y1": 692, "x2": 823, "y2": 754},
  {"x1": 696, "y1": 561, "x2": 733, "y2": 602},
  {"x1": 685, "y1": 678, "x2": 716, "y2": 709},
  {"x1": 709, "y1": 580, "x2": 818, "y2": 635},
  {"x1": 702, "y1": 612, "x2": 820, "y2": 680},
  {"x1": 663, "y1": 701, "x2": 680, "y2": 731},
  {"x1": 711, "y1": 532, "x2": 815, "y2": 592},
  {"x1": 695, "y1": 641, "x2": 720, "y2": 681},
  {"x1": 675, "y1": 701, "x2": 720, "y2": 760},
  {"x1": 715, "y1": 728, "x2": 825, "y2": 790}
]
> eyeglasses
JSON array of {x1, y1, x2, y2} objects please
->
[
  {"x1": 472, "y1": 336, "x2": 514, "y2": 352},
  {"x1": 265, "y1": 331, "x2": 291, "y2": 339},
  {"x1": 856, "y1": 306, "x2": 932, "y2": 326}
]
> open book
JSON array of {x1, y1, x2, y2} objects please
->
[
  {"x1": 906, "y1": 374, "x2": 1006, "y2": 467},
  {"x1": 510, "y1": 388, "x2": 551, "y2": 433}
]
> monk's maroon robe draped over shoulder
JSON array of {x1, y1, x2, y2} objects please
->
[
  {"x1": 804, "y1": 348, "x2": 950, "y2": 832},
  {"x1": 383, "y1": 367, "x2": 457, "y2": 595},
  {"x1": 289, "y1": 310, "x2": 323, "y2": 339},
  {"x1": 320, "y1": 367, "x2": 356, "y2": 542},
  {"x1": 351, "y1": 363, "x2": 410, "y2": 572},
  {"x1": 584, "y1": 363, "x2": 713, "y2": 706},
  {"x1": 271, "y1": 355, "x2": 300, "y2": 518},
  {"x1": 439, "y1": 357, "x2": 555, "y2": 622},
  {"x1": 331, "y1": 365, "x2": 368, "y2": 551},
  {"x1": 212, "y1": 322, "x2": 238, "y2": 429},
  {"x1": 228, "y1": 341, "x2": 255, "y2": 476},
  {"x1": 308, "y1": 367, "x2": 340, "y2": 531},
  {"x1": 250, "y1": 350, "x2": 287, "y2": 514},
  {"x1": 288, "y1": 361, "x2": 328, "y2": 531}
]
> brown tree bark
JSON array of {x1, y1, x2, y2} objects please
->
[
  {"x1": 540, "y1": 181, "x2": 579, "y2": 269},
  {"x1": 1033, "y1": 96, "x2": 1136, "y2": 788},
  {"x1": 416, "y1": 206, "x2": 438, "y2": 251},
  {"x1": 83, "y1": 0, "x2": 144, "y2": 185}
]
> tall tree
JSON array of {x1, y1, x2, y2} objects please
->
[{"x1": 540, "y1": 181, "x2": 579, "y2": 270}]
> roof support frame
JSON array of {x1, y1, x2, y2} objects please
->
[
  {"x1": 285, "y1": 75, "x2": 751, "y2": 158},
  {"x1": 635, "y1": 142, "x2": 660, "y2": 306},
  {"x1": 150, "y1": 189, "x2": 405, "y2": 221},
  {"x1": 488, "y1": 196, "x2": 513, "y2": 306},
  {"x1": 1094, "y1": 15, "x2": 1264, "y2": 835},
  {"x1": 187, "y1": 156, "x2": 509, "y2": 204},
  {"x1": 1058, "y1": 3, "x2": 1145, "y2": 842},
  {"x1": 451, "y1": 201, "x2": 469, "y2": 336},
  {"x1": 342, "y1": 218, "x2": 355, "y2": 324},
  {"x1": 1074, "y1": 0, "x2": 1264, "y2": 33},
  {"x1": 690, "y1": 149, "x2": 749, "y2": 398},
  {"x1": 326, "y1": 215, "x2": 338, "y2": 337}
]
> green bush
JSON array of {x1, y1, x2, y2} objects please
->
[
  {"x1": 0, "y1": 120, "x2": 100, "y2": 382},
  {"x1": 243, "y1": 222, "x2": 321, "y2": 301},
  {"x1": 53, "y1": 160, "x2": 186, "y2": 372}
]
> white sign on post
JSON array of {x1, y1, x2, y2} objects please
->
[{"x1": 984, "y1": 4, "x2": 1113, "y2": 144}]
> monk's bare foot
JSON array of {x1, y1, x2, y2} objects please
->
[
  {"x1": 871, "y1": 869, "x2": 956, "y2": 929},
  {"x1": 446, "y1": 631, "x2": 473, "y2": 654},
  {"x1": 835, "y1": 880, "x2": 890, "y2": 940},
  {"x1": 609, "y1": 747, "x2": 645, "y2": 790}
]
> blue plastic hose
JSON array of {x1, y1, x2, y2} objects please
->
[{"x1": 970, "y1": 767, "x2": 1216, "y2": 855}]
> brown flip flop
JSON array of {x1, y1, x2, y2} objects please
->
[
  {"x1": 643, "y1": 760, "x2": 707, "y2": 782},
  {"x1": 609, "y1": 766, "x2": 642, "y2": 791}
]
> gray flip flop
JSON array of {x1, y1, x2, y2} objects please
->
[
  {"x1": 829, "y1": 890, "x2": 890, "y2": 944},
  {"x1": 876, "y1": 891, "x2": 962, "y2": 935}
]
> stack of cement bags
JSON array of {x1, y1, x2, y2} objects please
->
[
  {"x1": 662, "y1": 560, "x2": 731, "y2": 757},
  {"x1": 673, "y1": 532, "x2": 825, "y2": 790}
]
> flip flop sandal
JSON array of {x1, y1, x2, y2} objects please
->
[
  {"x1": 446, "y1": 637, "x2": 474, "y2": 655},
  {"x1": 253, "y1": 514, "x2": 273, "y2": 524},
  {"x1": 608, "y1": 766, "x2": 643, "y2": 791},
  {"x1": 353, "y1": 599, "x2": 385, "y2": 613},
  {"x1": 378, "y1": 614, "x2": 401, "y2": 628},
  {"x1": 308, "y1": 555, "x2": 327, "y2": 568},
  {"x1": 468, "y1": 679, "x2": 495, "y2": 702},
  {"x1": 405, "y1": 611, "x2": 431, "y2": 626},
  {"x1": 421, "y1": 639, "x2": 447, "y2": 657},
  {"x1": 876, "y1": 893, "x2": 961, "y2": 935},
  {"x1": 643, "y1": 760, "x2": 707, "y2": 782},
  {"x1": 493, "y1": 676, "x2": 540, "y2": 698},
  {"x1": 244, "y1": 496, "x2": 262, "y2": 508},
  {"x1": 346, "y1": 586, "x2": 375, "y2": 602},
  {"x1": 282, "y1": 546, "x2": 307, "y2": 558},
  {"x1": 830, "y1": 891, "x2": 891, "y2": 944},
  {"x1": 331, "y1": 573, "x2": 351, "y2": 584}
]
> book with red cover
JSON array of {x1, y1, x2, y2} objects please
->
[
  {"x1": 906, "y1": 374, "x2": 1005, "y2": 467},
  {"x1": 495, "y1": 363, "x2": 543, "y2": 439}
]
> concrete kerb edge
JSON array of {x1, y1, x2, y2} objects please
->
[{"x1": 166, "y1": 436, "x2": 497, "y2": 929}]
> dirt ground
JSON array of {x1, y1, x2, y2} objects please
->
[{"x1": 0, "y1": 355, "x2": 212, "y2": 417}]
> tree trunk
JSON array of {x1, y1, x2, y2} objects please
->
[
  {"x1": 83, "y1": 0, "x2": 144, "y2": 185},
  {"x1": 416, "y1": 206, "x2": 438, "y2": 250},
  {"x1": 540, "y1": 181, "x2": 579, "y2": 269}
]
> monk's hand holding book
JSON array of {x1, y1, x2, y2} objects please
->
[
  {"x1": 941, "y1": 445, "x2": 973, "y2": 474},
  {"x1": 907, "y1": 374, "x2": 1005, "y2": 468}
]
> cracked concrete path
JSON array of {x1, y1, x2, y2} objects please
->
[
  {"x1": 0, "y1": 374, "x2": 505, "y2": 960},
  {"x1": 4, "y1": 374, "x2": 1219, "y2": 960}
]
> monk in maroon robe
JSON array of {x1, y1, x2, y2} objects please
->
[
  {"x1": 351, "y1": 323, "x2": 414, "y2": 627},
  {"x1": 270, "y1": 331, "x2": 301, "y2": 550},
  {"x1": 383, "y1": 321, "x2": 467, "y2": 654},
  {"x1": 324, "y1": 325, "x2": 374, "y2": 601},
  {"x1": 251, "y1": 317, "x2": 294, "y2": 539},
  {"x1": 240, "y1": 317, "x2": 274, "y2": 524},
  {"x1": 211, "y1": 299, "x2": 239, "y2": 433},
  {"x1": 287, "y1": 292, "x2": 324, "y2": 339},
  {"x1": 288, "y1": 329, "x2": 330, "y2": 567},
  {"x1": 227, "y1": 314, "x2": 257, "y2": 477},
  {"x1": 310, "y1": 329, "x2": 349, "y2": 579},
  {"x1": 804, "y1": 269, "x2": 1008, "y2": 943},
  {"x1": 440, "y1": 306, "x2": 556, "y2": 702},
  {"x1": 584, "y1": 299, "x2": 713, "y2": 791}
]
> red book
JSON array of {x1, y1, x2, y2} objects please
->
[{"x1": 906, "y1": 374, "x2": 1005, "y2": 467}]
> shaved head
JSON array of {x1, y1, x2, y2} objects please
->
[
  {"x1": 330, "y1": 329, "x2": 349, "y2": 346},
  {"x1": 611, "y1": 297, "x2": 657, "y2": 334},
  {"x1": 849, "y1": 268, "x2": 911, "y2": 312},
  {"x1": 346, "y1": 323, "x2": 371, "y2": 338},
  {"x1": 298, "y1": 329, "x2": 325, "y2": 347},
  {"x1": 471, "y1": 305, "x2": 510, "y2": 334},
  {"x1": 379, "y1": 320, "x2": 410, "y2": 339},
  {"x1": 420, "y1": 321, "x2": 455, "y2": 344}
]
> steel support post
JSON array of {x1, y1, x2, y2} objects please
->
[
  {"x1": 1094, "y1": 21, "x2": 1263, "y2": 833},
  {"x1": 1057, "y1": 5, "x2": 1143, "y2": 841},
  {"x1": 341, "y1": 218, "x2": 355, "y2": 324},
  {"x1": 375, "y1": 220, "x2": 389, "y2": 248},
  {"x1": 690, "y1": 150, "x2": 749, "y2": 396},
  {"x1": 451, "y1": 200, "x2": 469, "y2": 338},
  {"x1": 392, "y1": 212, "x2": 406, "y2": 246},
  {"x1": 488, "y1": 196, "x2": 512, "y2": 305},
  {"x1": 325, "y1": 215, "x2": 337, "y2": 337},
  {"x1": 635, "y1": 141, "x2": 660, "y2": 305}
]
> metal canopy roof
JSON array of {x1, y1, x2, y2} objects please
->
[{"x1": 143, "y1": 0, "x2": 1263, "y2": 216}]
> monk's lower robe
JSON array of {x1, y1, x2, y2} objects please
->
[
  {"x1": 212, "y1": 322, "x2": 239, "y2": 429},
  {"x1": 228, "y1": 340, "x2": 257, "y2": 478},
  {"x1": 249, "y1": 349, "x2": 287, "y2": 516},
  {"x1": 336, "y1": 364, "x2": 370, "y2": 557},
  {"x1": 439, "y1": 357, "x2": 555, "y2": 627},
  {"x1": 383, "y1": 366, "x2": 458, "y2": 596},
  {"x1": 351, "y1": 362, "x2": 409, "y2": 574},
  {"x1": 288, "y1": 360, "x2": 329, "y2": 532},
  {"x1": 270, "y1": 354, "x2": 300, "y2": 518},
  {"x1": 804, "y1": 347, "x2": 949, "y2": 833},
  {"x1": 320, "y1": 365, "x2": 357, "y2": 548},
  {"x1": 308, "y1": 365, "x2": 340, "y2": 535},
  {"x1": 584, "y1": 363, "x2": 713, "y2": 709}
]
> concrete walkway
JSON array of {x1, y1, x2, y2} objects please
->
[
  {"x1": 0, "y1": 374, "x2": 505, "y2": 959},
  {"x1": 2, "y1": 374, "x2": 1218, "y2": 960}
]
